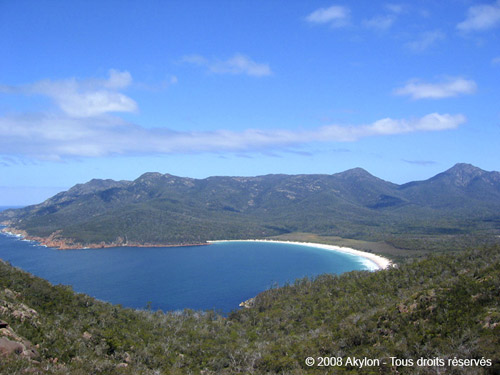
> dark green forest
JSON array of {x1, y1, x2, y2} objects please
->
[{"x1": 1, "y1": 245, "x2": 499, "y2": 374}]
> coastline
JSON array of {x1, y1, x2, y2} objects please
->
[
  {"x1": 208, "y1": 239, "x2": 393, "y2": 270},
  {"x1": 1, "y1": 227, "x2": 392, "y2": 269},
  {"x1": 0, "y1": 227, "x2": 209, "y2": 250}
]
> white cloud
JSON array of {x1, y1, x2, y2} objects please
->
[
  {"x1": 492, "y1": 56, "x2": 500, "y2": 65},
  {"x1": 457, "y1": 0, "x2": 500, "y2": 31},
  {"x1": 182, "y1": 54, "x2": 272, "y2": 77},
  {"x1": 325, "y1": 113, "x2": 464, "y2": 139},
  {"x1": 363, "y1": 15, "x2": 396, "y2": 30},
  {"x1": 406, "y1": 30, "x2": 445, "y2": 52},
  {"x1": 181, "y1": 55, "x2": 207, "y2": 66},
  {"x1": 385, "y1": 4, "x2": 404, "y2": 14},
  {"x1": 305, "y1": 5, "x2": 350, "y2": 27},
  {"x1": 2, "y1": 70, "x2": 137, "y2": 118},
  {"x1": 394, "y1": 77, "x2": 477, "y2": 99},
  {"x1": 210, "y1": 55, "x2": 272, "y2": 76},
  {"x1": 38, "y1": 83, "x2": 137, "y2": 118},
  {"x1": 0, "y1": 112, "x2": 465, "y2": 160},
  {"x1": 102, "y1": 69, "x2": 132, "y2": 89},
  {"x1": 363, "y1": 3, "x2": 404, "y2": 31}
]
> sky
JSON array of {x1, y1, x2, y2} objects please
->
[{"x1": 1, "y1": 0, "x2": 500, "y2": 205}]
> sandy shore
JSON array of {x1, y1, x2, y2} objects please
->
[{"x1": 208, "y1": 239, "x2": 393, "y2": 271}]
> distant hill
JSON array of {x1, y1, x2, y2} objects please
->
[{"x1": 1, "y1": 163, "x2": 500, "y2": 249}]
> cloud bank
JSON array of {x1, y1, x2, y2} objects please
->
[
  {"x1": 394, "y1": 77, "x2": 477, "y2": 99},
  {"x1": 0, "y1": 111, "x2": 465, "y2": 160},
  {"x1": 0, "y1": 71, "x2": 465, "y2": 160}
]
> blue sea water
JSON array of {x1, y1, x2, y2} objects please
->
[{"x1": 0, "y1": 228, "x2": 373, "y2": 313}]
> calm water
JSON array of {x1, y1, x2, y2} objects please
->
[{"x1": 0, "y1": 227, "x2": 373, "y2": 313}]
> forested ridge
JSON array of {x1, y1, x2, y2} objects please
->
[
  {"x1": 1, "y1": 245, "x2": 499, "y2": 374},
  {"x1": 1, "y1": 163, "x2": 500, "y2": 252}
]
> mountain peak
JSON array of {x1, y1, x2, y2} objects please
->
[
  {"x1": 335, "y1": 167, "x2": 380, "y2": 181},
  {"x1": 437, "y1": 163, "x2": 485, "y2": 186},
  {"x1": 136, "y1": 172, "x2": 164, "y2": 181},
  {"x1": 337, "y1": 167, "x2": 372, "y2": 177},
  {"x1": 447, "y1": 163, "x2": 484, "y2": 174},
  {"x1": 414, "y1": 163, "x2": 500, "y2": 191}
]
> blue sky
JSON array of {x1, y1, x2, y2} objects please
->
[{"x1": 1, "y1": 0, "x2": 500, "y2": 205}]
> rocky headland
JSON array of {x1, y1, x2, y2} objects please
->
[{"x1": 1, "y1": 226, "x2": 209, "y2": 250}]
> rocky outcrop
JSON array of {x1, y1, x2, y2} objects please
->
[
  {"x1": 239, "y1": 297, "x2": 256, "y2": 309},
  {"x1": 0, "y1": 288, "x2": 40, "y2": 360},
  {"x1": 0, "y1": 320, "x2": 39, "y2": 359},
  {"x1": 0, "y1": 290, "x2": 40, "y2": 325},
  {"x1": 1, "y1": 228, "x2": 82, "y2": 249},
  {"x1": 0, "y1": 336, "x2": 38, "y2": 359}
]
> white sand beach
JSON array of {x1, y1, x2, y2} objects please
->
[{"x1": 208, "y1": 239, "x2": 392, "y2": 271}]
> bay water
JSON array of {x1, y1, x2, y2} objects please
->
[{"x1": 0, "y1": 226, "x2": 373, "y2": 313}]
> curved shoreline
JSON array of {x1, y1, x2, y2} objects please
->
[
  {"x1": 208, "y1": 239, "x2": 393, "y2": 270},
  {"x1": 1, "y1": 227, "x2": 392, "y2": 270}
]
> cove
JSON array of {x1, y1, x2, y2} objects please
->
[{"x1": 0, "y1": 231, "x2": 374, "y2": 313}]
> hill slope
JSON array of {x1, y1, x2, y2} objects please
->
[{"x1": 1, "y1": 164, "x2": 500, "y2": 250}]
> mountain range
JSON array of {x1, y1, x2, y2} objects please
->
[{"x1": 1, "y1": 163, "x2": 500, "y2": 249}]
